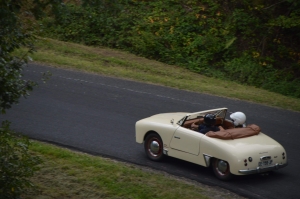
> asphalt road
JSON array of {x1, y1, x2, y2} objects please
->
[{"x1": 2, "y1": 64, "x2": 300, "y2": 199}]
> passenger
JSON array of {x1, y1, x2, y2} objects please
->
[
  {"x1": 230, "y1": 112, "x2": 247, "y2": 128},
  {"x1": 191, "y1": 114, "x2": 220, "y2": 134}
]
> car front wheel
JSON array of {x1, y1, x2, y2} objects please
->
[
  {"x1": 212, "y1": 158, "x2": 233, "y2": 180},
  {"x1": 144, "y1": 133, "x2": 164, "y2": 161}
]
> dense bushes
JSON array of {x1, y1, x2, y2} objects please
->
[
  {"x1": 39, "y1": 0, "x2": 300, "y2": 98},
  {"x1": 0, "y1": 121, "x2": 42, "y2": 198}
]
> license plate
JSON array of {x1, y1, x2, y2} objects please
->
[{"x1": 258, "y1": 160, "x2": 273, "y2": 167}]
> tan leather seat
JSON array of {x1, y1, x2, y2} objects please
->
[{"x1": 222, "y1": 119, "x2": 235, "y2": 129}]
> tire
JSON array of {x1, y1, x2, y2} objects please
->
[
  {"x1": 144, "y1": 133, "x2": 164, "y2": 161},
  {"x1": 212, "y1": 158, "x2": 233, "y2": 180}
]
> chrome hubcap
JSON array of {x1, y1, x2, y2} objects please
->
[
  {"x1": 150, "y1": 140, "x2": 160, "y2": 155},
  {"x1": 217, "y1": 160, "x2": 228, "y2": 173}
]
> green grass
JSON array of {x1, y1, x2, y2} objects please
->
[
  {"x1": 15, "y1": 37, "x2": 300, "y2": 112},
  {"x1": 22, "y1": 141, "x2": 242, "y2": 199}
]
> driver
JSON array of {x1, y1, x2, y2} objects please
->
[{"x1": 191, "y1": 114, "x2": 220, "y2": 134}]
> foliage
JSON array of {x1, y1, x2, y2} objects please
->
[
  {"x1": 38, "y1": 0, "x2": 300, "y2": 98},
  {"x1": 0, "y1": 1, "x2": 35, "y2": 114},
  {"x1": 0, "y1": 0, "x2": 62, "y2": 113},
  {"x1": 1, "y1": 1, "x2": 59, "y2": 198},
  {"x1": 0, "y1": 121, "x2": 42, "y2": 198}
]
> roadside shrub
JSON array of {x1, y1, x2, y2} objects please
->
[
  {"x1": 261, "y1": 73, "x2": 300, "y2": 98},
  {"x1": 0, "y1": 121, "x2": 42, "y2": 199},
  {"x1": 223, "y1": 55, "x2": 275, "y2": 87},
  {"x1": 38, "y1": 0, "x2": 300, "y2": 98}
]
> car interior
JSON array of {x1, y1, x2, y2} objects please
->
[{"x1": 183, "y1": 117, "x2": 235, "y2": 130}]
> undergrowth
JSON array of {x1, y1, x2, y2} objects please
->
[{"x1": 38, "y1": 0, "x2": 300, "y2": 98}]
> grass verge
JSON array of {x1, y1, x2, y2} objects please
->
[
  {"x1": 22, "y1": 141, "x2": 244, "y2": 199},
  {"x1": 15, "y1": 37, "x2": 300, "y2": 112}
]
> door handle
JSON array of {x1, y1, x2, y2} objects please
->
[{"x1": 174, "y1": 136, "x2": 180, "y2": 139}]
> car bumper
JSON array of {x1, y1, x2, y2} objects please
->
[{"x1": 238, "y1": 162, "x2": 288, "y2": 174}]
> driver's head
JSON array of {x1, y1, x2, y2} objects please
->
[{"x1": 204, "y1": 114, "x2": 216, "y2": 126}]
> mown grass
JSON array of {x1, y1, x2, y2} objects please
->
[
  {"x1": 15, "y1": 37, "x2": 300, "y2": 112},
  {"x1": 22, "y1": 141, "x2": 242, "y2": 199}
]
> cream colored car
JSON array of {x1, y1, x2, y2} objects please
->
[{"x1": 135, "y1": 108, "x2": 288, "y2": 180}]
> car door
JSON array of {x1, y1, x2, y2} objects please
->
[{"x1": 169, "y1": 126, "x2": 203, "y2": 155}]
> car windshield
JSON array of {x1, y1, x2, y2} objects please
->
[{"x1": 179, "y1": 108, "x2": 227, "y2": 125}]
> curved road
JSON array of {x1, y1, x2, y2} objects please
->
[{"x1": 2, "y1": 64, "x2": 300, "y2": 199}]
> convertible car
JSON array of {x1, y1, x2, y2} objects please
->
[{"x1": 135, "y1": 108, "x2": 288, "y2": 180}]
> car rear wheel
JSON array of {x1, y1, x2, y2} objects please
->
[
  {"x1": 212, "y1": 158, "x2": 233, "y2": 180},
  {"x1": 144, "y1": 133, "x2": 164, "y2": 161}
]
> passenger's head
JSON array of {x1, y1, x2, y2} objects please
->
[
  {"x1": 204, "y1": 114, "x2": 216, "y2": 126},
  {"x1": 230, "y1": 112, "x2": 246, "y2": 127}
]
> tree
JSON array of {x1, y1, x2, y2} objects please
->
[
  {"x1": 0, "y1": 0, "x2": 36, "y2": 114},
  {"x1": 0, "y1": 1, "x2": 62, "y2": 198},
  {"x1": 1, "y1": 0, "x2": 63, "y2": 113}
]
